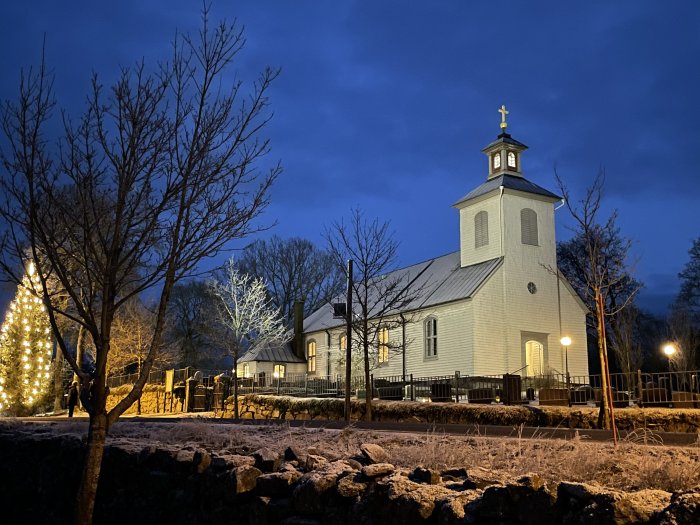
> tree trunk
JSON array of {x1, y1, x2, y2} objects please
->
[
  {"x1": 53, "y1": 346, "x2": 65, "y2": 412},
  {"x1": 73, "y1": 325, "x2": 86, "y2": 408},
  {"x1": 595, "y1": 289, "x2": 611, "y2": 430},
  {"x1": 75, "y1": 412, "x2": 108, "y2": 525},
  {"x1": 363, "y1": 340, "x2": 372, "y2": 421},
  {"x1": 233, "y1": 356, "x2": 239, "y2": 419}
]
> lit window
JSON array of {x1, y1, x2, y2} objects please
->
[
  {"x1": 424, "y1": 317, "x2": 437, "y2": 358},
  {"x1": 273, "y1": 364, "x2": 286, "y2": 379},
  {"x1": 507, "y1": 151, "x2": 517, "y2": 169},
  {"x1": 378, "y1": 328, "x2": 389, "y2": 365},
  {"x1": 307, "y1": 340, "x2": 316, "y2": 373},
  {"x1": 243, "y1": 363, "x2": 250, "y2": 378},
  {"x1": 492, "y1": 153, "x2": 501, "y2": 170},
  {"x1": 340, "y1": 335, "x2": 346, "y2": 351},
  {"x1": 475, "y1": 210, "x2": 489, "y2": 248},
  {"x1": 520, "y1": 208, "x2": 538, "y2": 246}
]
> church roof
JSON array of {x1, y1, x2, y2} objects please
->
[
  {"x1": 303, "y1": 253, "x2": 503, "y2": 333},
  {"x1": 239, "y1": 342, "x2": 305, "y2": 364},
  {"x1": 453, "y1": 174, "x2": 561, "y2": 208},
  {"x1": 482, "y1": 132, "x2": 528, "y2": 152}
]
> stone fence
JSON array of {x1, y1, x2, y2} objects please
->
[{"x1": 0, "y1": 423, "x2": 697, "y2": 524}]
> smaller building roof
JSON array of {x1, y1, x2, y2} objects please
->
[
  {"x1": 453, "y1": 174, "x2": 561, "y2": 208},
  {"x1": 239, "y1": 342, "x2": 305, "y2": 364}
]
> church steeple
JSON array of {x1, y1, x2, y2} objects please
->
[{"x1": 482, "y1": 105, "x2": 528, "y2": 180}]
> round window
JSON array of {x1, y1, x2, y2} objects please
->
[{"x1": 527, "y1": 282, "x2": 537, "y2": 294}]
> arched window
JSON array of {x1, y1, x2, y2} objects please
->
[
  {"x1": 474, "y1": 210, "x2": 489, "y2": 248},
  {"x1": 521, "y1": 208, "x2": 538, "y2": 246},
  {"x1": 378, "y1": 327, "x2": 389, "y2": 365},
  {"x1": 307, "y1": 340, "x2": 316, "y2": 373},
  {"x1": 507, "y1": 151, "x2": 517, "y2": 169},
  {"x1": 424, "y1": 317, "x2": 438, "y2": 358},
  {"x1": 243, "y1": 363, "x2": 250, "y2": 378}
]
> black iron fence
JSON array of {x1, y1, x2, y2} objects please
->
[{"x1": 106, "y1": 367, "x2": 700, "y2": 410}]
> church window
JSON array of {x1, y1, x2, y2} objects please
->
[
  {"x1": 243, "y1": 363, "x2": 250, "y2": 378},
  {"x1": 273, "y1": 364, "x2": 286, "y2": 379},
  {"x1": 507, "y1": 151, "x2": 517, "y2": 169},
  {"x1": 492, "y1": 153, "x2": 501, "y2": 170},
  {"x1": 378, "y1": 327, "x2": 389, "y2": 365},
  {"x1": 521, "y1": 208, "x2": 538, "y2": 245},
  {"x1": 474, "y1": 211, "x2": 489, "y2": 248},
  {"x1": 424, "y1": 317, "x2": 438, "y2": 358},
  {"x1": 307, "y1": 340, "x2": 316, "y2": 373}
]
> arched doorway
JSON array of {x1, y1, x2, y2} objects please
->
[{"x1": 525, "y1": 340, "x2": 544, "y2": 377}]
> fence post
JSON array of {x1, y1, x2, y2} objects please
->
[
  {"x1": 305, "y1": 374, "x2": 308, "y2": 396},
  {"x1": 370, "y1": 374, "x2": 374, "y2": 400},
  {"x1": 410, "y1": 374, "x2": 414, "y2": 401},
  {"x1": 277, "y1": 376, "x2": 281, "y2": 395},
  {"x1": 454, "y1": 371, "x2": 460, "y2": 403},
  {"x1": 637, "y1": 369, "x2": 643, "y2": 406}
]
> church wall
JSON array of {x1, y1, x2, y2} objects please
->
[
  {"x1": 498, "y1": 193, "x2": 581, "y2": 376},
  {"x1": 470, "y1": 267, "x2": 508, "y2": 374},
  {"x1": 397, "y1": 300, "x2": 474, "y2": 378},
  {"x1": 557, "y1": 281, "x2": 590, "y2": 377},
  {"x1": 459, "y1": 195, "x2": 503, "y2": 267}
]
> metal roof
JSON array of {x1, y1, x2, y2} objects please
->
[
  {"x1": 238, "y1": 342, "x2": 305, "y2": 364},
  {"x1": 303, "y1": 253, "x2": 503, "y2": 333},
  {"x1": 453, "y1": 174, "x2": 561, "y2": 207},
  {"x1": 482, "y1": 132, "x2": 528, "y2": 152}
]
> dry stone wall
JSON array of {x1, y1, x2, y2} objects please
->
[
  {"x1": 106, "y1": 383, "x2": 186, "y2": 415},
  {"x1": 0, "y1": 424, "x2": 697, "y2": 524}
]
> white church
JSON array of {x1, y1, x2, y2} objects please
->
[{"x1": 253, "y1": 109, "x2": 590, "y2": 382}]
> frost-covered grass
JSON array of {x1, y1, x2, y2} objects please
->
[{"x1": 3, "y1": 418, "x2": 699, "y2": 493}]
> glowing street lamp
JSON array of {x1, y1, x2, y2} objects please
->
[{"x1": 662, "y1": 343, "x2": 676, "y2": 373}]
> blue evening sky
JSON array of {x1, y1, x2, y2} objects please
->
[{"x1": 1, "y1": 1, "x2": 699, "y2": 316}]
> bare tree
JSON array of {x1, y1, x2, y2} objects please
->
[
  {"x1": 668, "y1": 305, "x2": 699, "y2": 372},
  {"x1": 0, "y1": 9, "x2": 280, "y2": 523},
  {"x1": 607, "y1": 304, "x2": 644, "y2": 379},
  {"x1": 209, "y1": 257, "x2": 288, "y2": 418},
  {"x1": 324, "y1": 208, "x2": 422, "y2": 420},
  {"x1": 166, "y1": 280, "x2": 220, "y2": 368},
  {"x1": 238, "y1": 236, "x2": 343, "y2": 326},
  {"x1": 556, "y1": 171, "x2": 639, "y2": 431}
]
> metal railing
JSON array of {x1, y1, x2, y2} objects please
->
[{"x1": 107, "y1": 366, "x2": 700, "y2": 409}]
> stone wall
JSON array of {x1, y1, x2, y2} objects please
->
[
  {"x1": 227, "y1": 394, "x2": 700, "y2": 433},
  {"x1": 0, "y1": 424, "x2": 697, "y2": 524},
  {"x1": 106, "y1": 383, "x2": 186, "y2": 415}
]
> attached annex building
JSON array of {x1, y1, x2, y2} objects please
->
[{"x1": 303, "y1": 113, "x2": 589, "y2": 380}]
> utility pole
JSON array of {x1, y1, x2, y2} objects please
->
[{"x1": 344, "y1": 260, "x2": 353, "y2": 423}]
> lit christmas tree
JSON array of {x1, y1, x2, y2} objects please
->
[{"x1": 0, "y1": 262, "x2": 53, "y2": 415}]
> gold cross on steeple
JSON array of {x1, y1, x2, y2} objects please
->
[{"x1": 498, "y1": 104, "x2": 509, "y2": 130}]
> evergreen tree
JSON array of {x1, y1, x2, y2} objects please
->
[{"x1": 0, "y1": 263, "x2": 53, "y2": 415}]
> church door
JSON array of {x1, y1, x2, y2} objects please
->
[{"x1": 525, "y1": 340, "x2": 544, "y2": 377}]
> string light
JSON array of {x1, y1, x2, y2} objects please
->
[{"x1": 0, "y1": 261, "x2": 53, "y2": 415}]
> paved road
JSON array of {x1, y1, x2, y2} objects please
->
[{"x1": 28, "y1": 415, "x2": 699, "y2": 447}]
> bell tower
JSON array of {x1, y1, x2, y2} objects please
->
[{"x1": 483, "y1": 105, "x2": 528, "y2": 180}]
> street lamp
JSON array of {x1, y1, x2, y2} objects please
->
[
  {"x1": 662, "y1": 343, "x2": 676, "y2": 373},
  {"x1": 560, "y1": 336, "x2": 572, "y2": 403}
]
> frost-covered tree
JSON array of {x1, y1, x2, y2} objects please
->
[
  {"x1": 209, "y1": 258, "x2": 288, "y2": 418},
  {"x1": 0, "y1": 262, "x2": 53, "y2": 415}
]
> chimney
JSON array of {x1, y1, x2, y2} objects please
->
[{"x1": 293, "y1": 300, "x2": 305, "y2": 360}]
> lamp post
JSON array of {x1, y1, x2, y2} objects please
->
[
  {"x1": 662, "y1": 343, "x2": 676, "y2": 402},
  {"x1": 560, "y1": 336, "x2": 571, "y2": 401}
]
